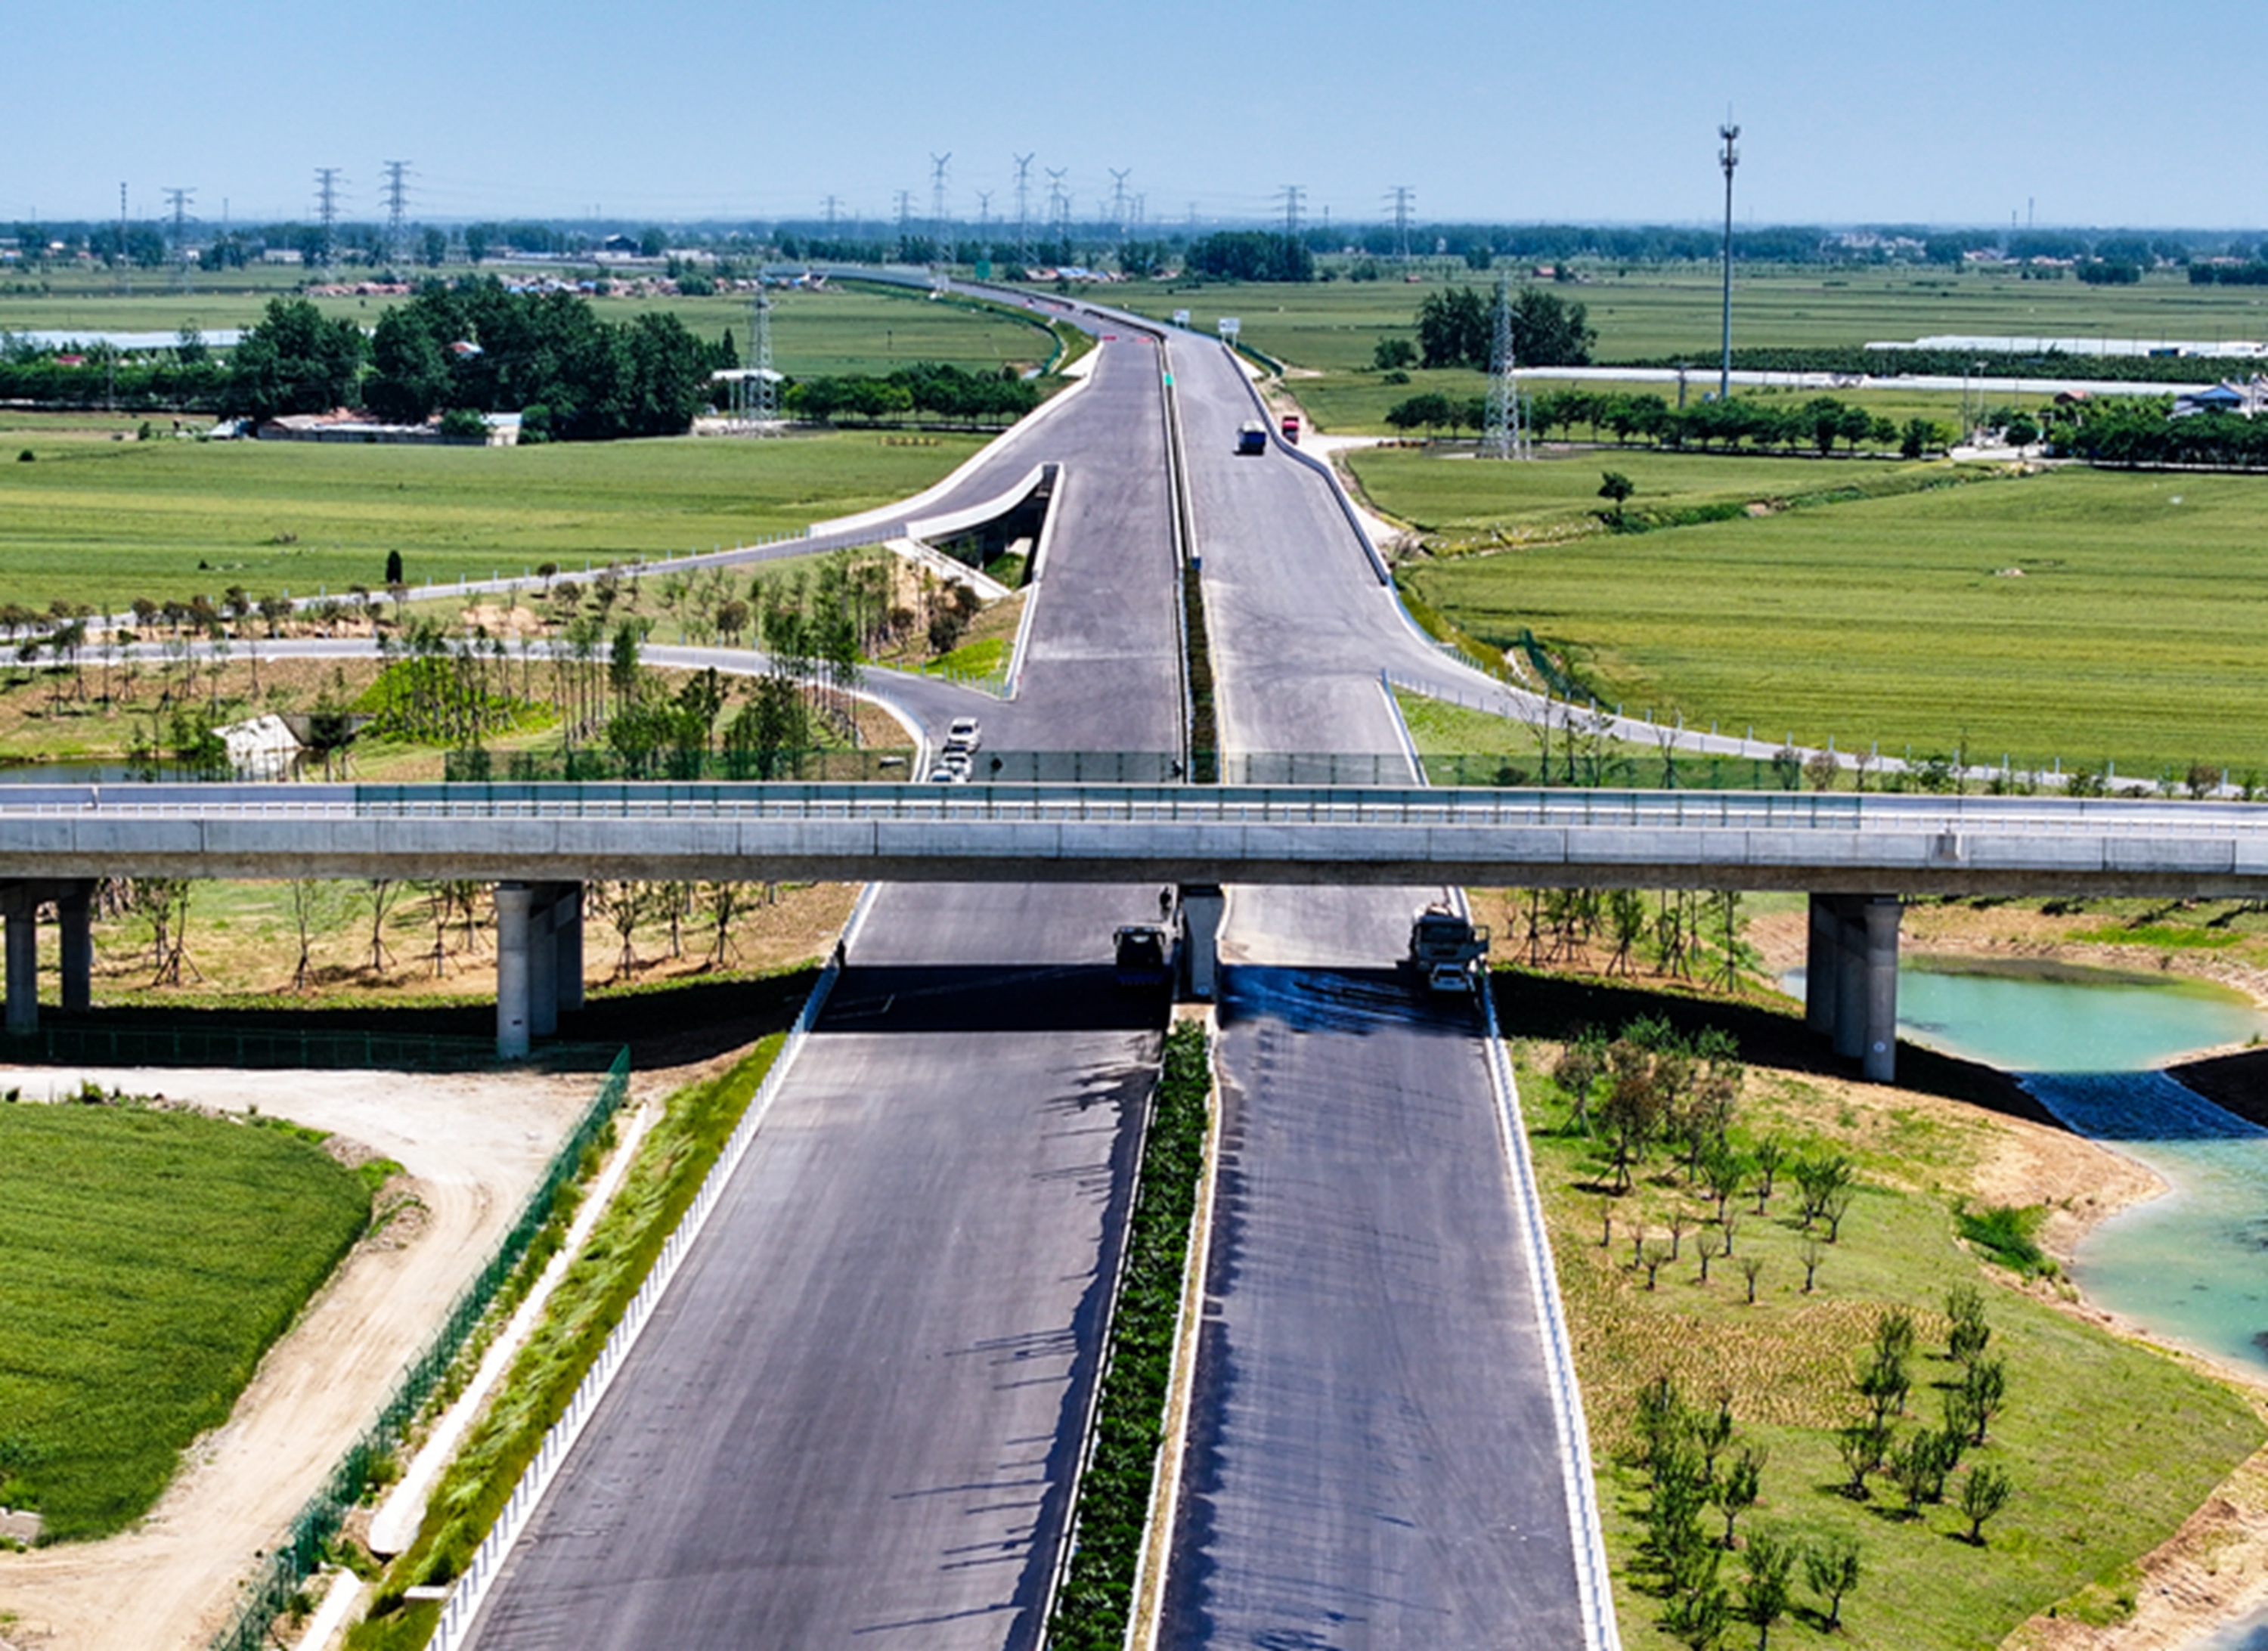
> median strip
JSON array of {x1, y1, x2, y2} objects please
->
[{"x1": 1046, "y1": 1017, "x2": 1213, "y2": 1651}]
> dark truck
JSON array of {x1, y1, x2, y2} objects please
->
[
  {"x1": 1235, "y1": 421, "x2": 1269, "y2": 455},
  {"x1": 1114, "y1": 924, "x2": 1173, "y2": 990},
  {"x1": 1402, "y1": 903, "x2": 1489, "y2": 994}
]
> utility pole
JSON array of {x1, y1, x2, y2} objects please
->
[
  {"x1": 1012, "y1": 153, "x2": 1034, "y2": 266},
  {"x1": 1718, "y1": 119, "x2": 1740, "y2": 400},
  {"x1": 1486, "y1": 273, "x2": 1527, "y2": 460},
  {"x1": 1389, "y1": 185, "x2": 1414, "y2": 262},
  {"x1": 164, "y1": 186, "x2": 194, "y2": 291},
  {"x1": 382, "y1": 160, "x2": 411, "y2": 265},
  {"x1": 315, "y1": 166, "x2": 344, "y2": 268}
]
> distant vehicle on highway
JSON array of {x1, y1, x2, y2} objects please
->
[
  {"x1": 1279, "y1": 414, "x2": 1301, "y2": 444},
  {"x1": 1236, "y1": 422, "x2": 1269, "y2": 455}
]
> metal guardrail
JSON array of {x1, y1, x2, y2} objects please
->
[{"x1": 8, "y1": 781, "x2": 2264, "y2": 840}]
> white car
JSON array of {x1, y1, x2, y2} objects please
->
[
  {"x1": 945, "y1": 717, "x2": 982, "y2": 753},
  {"x1": 926, "y1": 764, "x2": 968, "y2": 785}
]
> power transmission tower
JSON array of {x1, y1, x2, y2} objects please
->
[
  {"x1": 164, "y1": 186, "x2": 194, "y2": 291},
  {"x1": 1485, "y1": 274, "x2": 1527, "y2": 460},
  {"x1": 1012, "y1": 153, "x2": 1034, "y2": 265},
  {"x1": 382, "y1": 160, "x2": 411, "y2": 265},
  {"x1": 1046, "y1": 169, "x2": 1068, "y2": 246},
  {"x1": 895, "y1": 189, "x2": 915, "y2": 252},
  {"x1": 1278, "y1": 184, "x2": 1304, "y2": 240},
  {"x1": 314, "y1": 167, "x2": 344, "y2": 267},
  {"x1": 1718, "y1": 119, "x2": 1740, "y2": 399},
  {"x1": 976, "y1": 190, "x2": 992, "y2": 232},
  {"x1": 735, "y1": 283, "x2": 777, "y2": 432},
  {"x1": 1389, "y1": 185, "x2": 1414, "y2": 262},
  {"x1": 823, "y1": 194, "x2": 841, "y2": 232},
  {"x1": 928, "y1": 152, "x2": 950, "y2": 253},
  {"x1": 1108, "y1": 168, "x2": 1132, "y2": 240},
  {"x1": 116, "y1": 182, "x2": 129, "y2": 294}
]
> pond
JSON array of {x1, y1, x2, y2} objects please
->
[{"x1": 1826, "y1": 955, "x2": 2268, "y2": 1651}]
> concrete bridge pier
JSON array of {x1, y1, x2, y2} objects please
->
[
  {"x1": 1804, "y1": 893, "x2": 1903, "y2": 1084},
  {"x1": 1179, "y1": 884, "x2": 1224, "y2": 1002},
  {"x1": 1, "y1": 879, "x2": 97, "y2": 1036},
  {"x1": 495, "y1": 881, "x2": 586, "y2": 1059}
]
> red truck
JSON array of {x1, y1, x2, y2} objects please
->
[{"x1": 1279, "y1": 414, "x2": 1302, "y2": 444}]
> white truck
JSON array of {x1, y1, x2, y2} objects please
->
[{"x1": 1403, "y1": 903, "x2": 1489, "y2": 994}]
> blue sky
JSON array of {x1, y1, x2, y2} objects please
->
[{"x1": 10, "y1": 0, "x2": 2263, "y2": 231}]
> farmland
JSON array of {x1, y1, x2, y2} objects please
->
[
  {"x1": 0, "y1": 431, "x2": 981, "y2": 612},
  {"x1": 1374, "y1": 451, "x2": 2268, "y2": 779},
  {"x1": 0, "y1": 1098, "x2": 375, "y2": 1539}
]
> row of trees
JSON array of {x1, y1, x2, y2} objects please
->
[
  {"x1": 1414, "y1": 284, "x2": 1596, "y2": 369},
  {"x1": 2047, "y1": 398, "x2": 2268, "y2": 468},
  {"x1": 1631, "y1": 1375, "x2": 1862, "y2": 1647},
  {"x1": 1386, "y1": 388, "x2": 1950, "y2": 459},
  {"x1": 782, "y1": 363, "x2": 1040, "y2": 426},
  {"x1": 1183, "y1": 231, "x2": 1315, "y2": 283},
  {"x1": 358, "y1": 280, "x2": 724, "y2": 438}
]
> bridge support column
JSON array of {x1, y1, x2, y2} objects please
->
[
  {"x1": 1832, "y1": 897, "x2": 1867, "y2": 1062},
  {"x1": 529, "y1": 891, "x2": 559, "y2": 1040},
  {"x1": 57, "y1": 883, "x2": 93, "y2": 1014},
  {"x1": 1804, "y1": 894, "x2": 1839, "y2": 1035},
  {"x1": 2, "y1": 887, "x2": 36, "y2": 1037},
  {"x1": 554, "y1": 883, "x2": 584, "y2": 1014},
  {"x1": 495, "y1": 883, "x2": 534, "y2": 1061},
  {"x1": 1178, "y1": 884, "x2": 1224, "y2": 1002},
  {"x1": 1862, "y1": 896, "x2": 1903, "y2": 1085}
]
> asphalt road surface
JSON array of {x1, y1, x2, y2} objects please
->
[
  {"x1": 1156, "y1": 334, "x2": 1590, "y2": 1650},
  {"x1": 462, "y1": 332, "x2": 1186, "y2": 1651}
]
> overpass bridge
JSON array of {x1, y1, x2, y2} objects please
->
[{"x1": 0, "y1": 779, "x2": 2260, "y2": 1076}]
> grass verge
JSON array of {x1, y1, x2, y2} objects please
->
[
  {"x1": 0, "y1": 1093, "x2": 371, "y2": 1540},
  {"x1": 1508, "y1": 988, "x2": 2263, "y2": 1650},
  {"x1": 1046, "y1": 1019, "x2": 1210, "y2": 1651},
  {"x1": 344, "y1": 1033, "x2": 791, "y2": 1649}
]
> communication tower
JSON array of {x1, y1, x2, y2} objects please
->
[{"x1": 1485, "y1": 274, "x2": 1528, "y2": 460}]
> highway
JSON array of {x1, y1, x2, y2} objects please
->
[
  {"x1": 460, "y1": 330, "x2": 1185, "y2": 1650},
  {"x1": 1157, "y1": 336, "x2": 1594, "y2": 1648}
]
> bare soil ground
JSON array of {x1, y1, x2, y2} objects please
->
[{"x1": 0, "y1": 1064, "x2": 605, "y2": 1651}]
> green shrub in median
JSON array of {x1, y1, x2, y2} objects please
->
[{"x1": 1048, "y1": 1018, "x2": 1211, "y2": 1651}]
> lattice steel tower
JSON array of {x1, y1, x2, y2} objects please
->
[
  {"x1": 314, "y1": 168, "x2": 343, "y2": 266},
  {"x1": 1485, "y1": 274, "x2": 1527, "y2": 460},
  {"x1": 383, "y1": 160, "x2": 411, "y2": 265}
]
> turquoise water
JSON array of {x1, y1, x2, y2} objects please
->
[
  {"x1": 1895, "y1": 961, "x2": 2263, "y2": 1074},
  {"x1": 1865, "y1": 961, "x2": 2268, "y2": 1651}
]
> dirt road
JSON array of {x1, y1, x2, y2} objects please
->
[{"x1": 0, "y1": 1064, "x2": 600, "y2": 1651}]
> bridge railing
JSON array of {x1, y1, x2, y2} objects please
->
[{"x1": 5, "y1": 780, "x2": 2260, "y2": 839}]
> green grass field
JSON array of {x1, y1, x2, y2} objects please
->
[
  {"x1": 0, "y1": 1098, "x2": 373, "y2": 1538},
  {"x1": 1511, "y1": 1023, "x2": 2263, "y2": 1651},
  {"x1": 1106, "y1": 265, "x2": 2268, "y2": 369},
  {"x1": 0, "y1": 431, "x2": 981, "y2": 610},
  {"x1": 0, "y1": 274, "x2": 1059, "y2": 378},
  {"x1": 1377, "y1": 451, "x2": 2268, "y2": 776}
]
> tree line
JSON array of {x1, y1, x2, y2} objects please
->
[
  {"x1": 783, "y1": 362, "x2": 1040, "y2": 426},
  {"x1": 1386, "y1": 388, "x2": 1947, "y2": 459}
]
